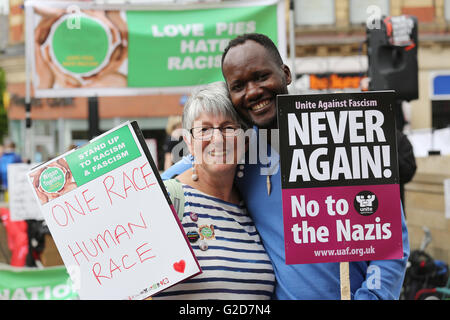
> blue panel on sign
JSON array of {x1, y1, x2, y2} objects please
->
[{"x1": 433, "y1": 75, "x2": 450, "y2": 95}]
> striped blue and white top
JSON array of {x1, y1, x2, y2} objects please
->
[{"x1": 154, "y1": 183, "x2": 275, "y2": 300}]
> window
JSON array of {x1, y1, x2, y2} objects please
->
[
  {"x1": 294, "y1": 0, "x2": 335, "y2": 26},
  {"x1": 0, "y1": 0, "x2": 8, "y2": 51},
  {"x1": 445, "y1": 0, "x2": 450, "y2": 22},
  {"x1": 0, "y1": 0, "x2": 9, "y2": 15},
  {"x1": 349, "y1": 0, "x2": 389, "y2": 25}
]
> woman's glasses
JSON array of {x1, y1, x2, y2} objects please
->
[{"x1": 190, "y1": 125, "x2": 242, "y2": 140}]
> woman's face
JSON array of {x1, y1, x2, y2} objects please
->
[{"x1": 187, "y1": 113, "x2": 244, "y2": 175}]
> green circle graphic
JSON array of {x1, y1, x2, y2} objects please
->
[
  {"x1": 40, "y1": 167, "x2": 66, "y2": 193},
  {"x1": 51, "y1": 16, "x2": 110, "y2": 75}
]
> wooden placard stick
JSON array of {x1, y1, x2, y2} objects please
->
[{"x1": 340, "y1": 262, "x2": 351, "y2": 300}]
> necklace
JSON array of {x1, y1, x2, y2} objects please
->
[{"x1": 264, "y1": 158, "x2": 279, "y2": 196}]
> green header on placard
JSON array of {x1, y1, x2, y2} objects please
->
[{"x1": 65, "y1": 125, "x2": 141, "y2": 186}]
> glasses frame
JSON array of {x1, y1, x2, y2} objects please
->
[{"x1": 190, "y1": 125, "x2": 242, "y2": 140}]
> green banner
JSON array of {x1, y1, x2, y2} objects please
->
[
  {"x1": 127, "y1": 4, "x2": 278, "y2": 87},
  {"x1": 28, "y1": 0, "x2": 284, "y2": 97},
  {"x1": 0, "y1": 265, "x2": 78, "y2": 300},
  {"x1": 65, "y1": 125, "x2": 141, "y2": 186}
]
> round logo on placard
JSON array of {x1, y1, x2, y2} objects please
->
[
  {"x1": 39, "y1": 167, "x2": 66, "y2": 193},
  {"x1": 354, "y1": 191, "x2": 378, "y2": 216}
]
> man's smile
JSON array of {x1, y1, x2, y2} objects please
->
[{"x1": 249, "y1": 99, "x2": 272, "y2": 113}]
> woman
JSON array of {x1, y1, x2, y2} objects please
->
[{"x1": 154, "y1": 82, "x2": 275, "y2": 299}]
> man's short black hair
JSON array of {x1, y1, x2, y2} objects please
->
[{"x1": 221, "y1": 33, "x2": 284, "y2": 68}]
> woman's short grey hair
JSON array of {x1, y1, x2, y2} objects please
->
[{"x1": 182, "y1": 81, "x2": 247, "y2": 131}]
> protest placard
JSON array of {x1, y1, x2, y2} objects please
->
[
  {"x1": 27, "y1": 122, "x2": 201, "y2": 300},
  {"x1": 277, "y1": 91, "x2": 404, "y2": 265},
  {"x1": 8, "y1": 163, "x2": 44, "y2": 221}
]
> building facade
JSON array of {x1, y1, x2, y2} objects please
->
[{"x1": 290, "y1": 0, "x2": 450, "y2": 133}]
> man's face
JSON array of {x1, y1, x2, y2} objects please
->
[{"x1": 222, "y1": 40, "x2": 291, "y2": 129}]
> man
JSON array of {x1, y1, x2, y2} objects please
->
[
  {"x1": 396, "y1": 129, "x2": 416, "y2": 215},
  {"x1": 0, "y1": 141, "x2": 22, "y2": 201},
  {"x1": 162, "y1": 33, "x2": 410, "y2": 299}
]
